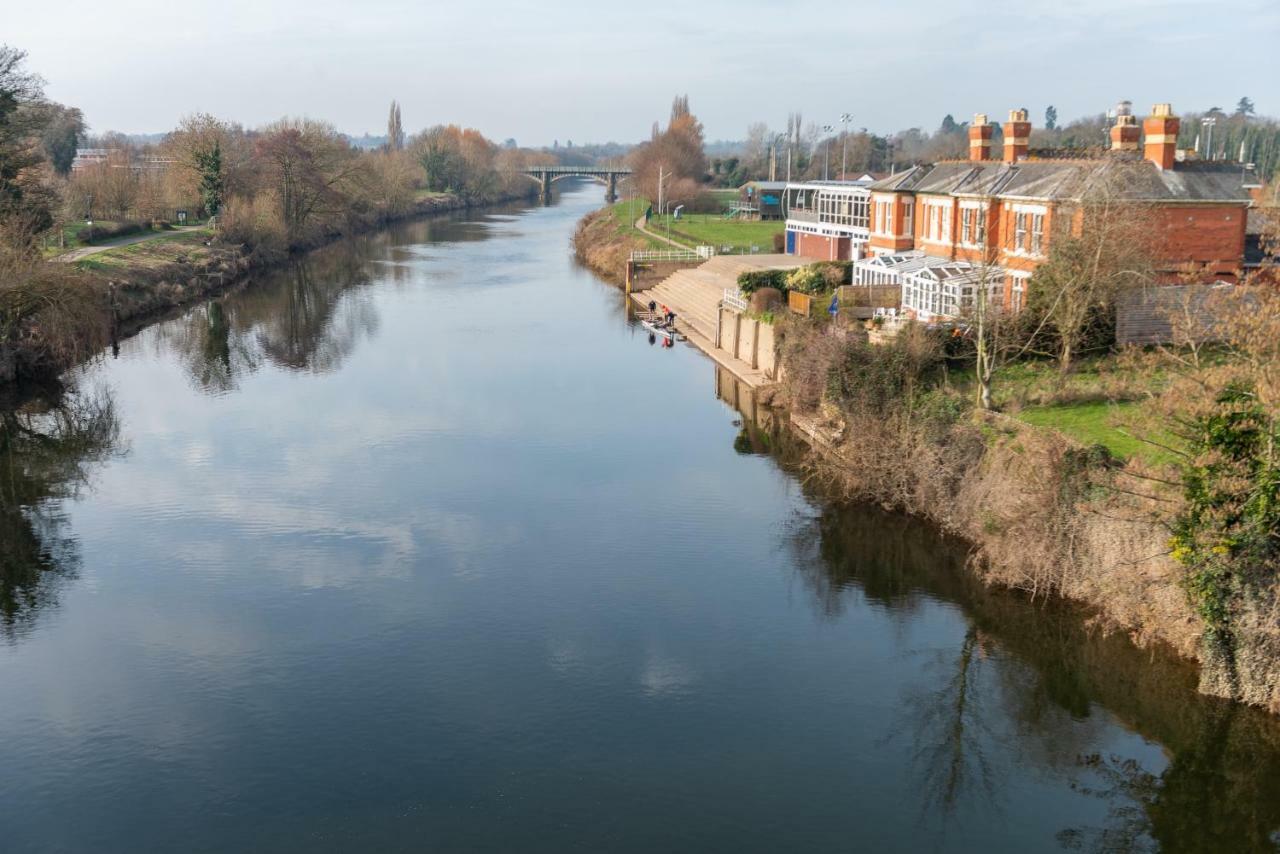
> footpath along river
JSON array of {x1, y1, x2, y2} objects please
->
[{"x1": 1, "y1": 182, "x2": 1278, "y2": 853}]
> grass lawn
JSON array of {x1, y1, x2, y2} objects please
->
[
  {"x1": 598, "y1": 197, "x2": 668, "y2": 250},
  {"x1": 1015, "y1": 401, "x2": 1148, "y2": 459},
  {"x1": 75, "y1": 228, "x2": 216, "y2": 273},
  {"x1": 643, "y1": 212, "x2": 784, "y2": 252},
  {"x1": 940, "y1": 353, "x2": 1182, "y2": 466}
]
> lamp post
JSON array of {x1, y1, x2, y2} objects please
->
[
  {"x1": 839, "y1": 113, "x2": 852, "y2": 180},
  {"x1": 822, "y1": 124, "x2": 834, "y2": 180},
  {"x1": 1201, "y1": 116, "x2": 1217, "y2": 160}
]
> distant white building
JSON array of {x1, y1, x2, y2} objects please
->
[{"x1": 783, "y1": 179, "x2": 872, "y2": 261}]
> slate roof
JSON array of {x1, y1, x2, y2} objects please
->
[{"x1": 868, "y1": 156, "x2": 1257, "y2": 204}]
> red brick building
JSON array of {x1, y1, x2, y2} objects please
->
[{"x1": 856, "y1": 105, "x2": 1260, "y2": 321}]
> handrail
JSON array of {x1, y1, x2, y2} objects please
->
[
  {"x1": 723, "y1": 288, "x2": 748, "y2": 312},
  {"x1": 629, "y1": 246, "x2": 717, "y2": 263},
  {"x1": 629, "y1": 249, "x2": 701, "y2": 262}
]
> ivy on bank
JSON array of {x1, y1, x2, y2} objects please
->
[{"x1": 1170, "y1": 380, "x2": 1280, "y2": 675}]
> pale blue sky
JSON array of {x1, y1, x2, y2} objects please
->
[{"x1": 10, "y1": 0, "x2": 1278, "y2": 143}]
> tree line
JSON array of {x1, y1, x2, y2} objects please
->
[
  {"x1": 706, "y1": 98, "x2": 1280, "y2": 187},
  {"x1": 0, "y1": 42, "x2": 557, "y2": 383}
]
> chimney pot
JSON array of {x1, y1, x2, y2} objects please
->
[
  {"x1": 1110, "y1": 114, "x2": 1141, "y2": 152},
  {"x1": 968, "y1": 114, "x2": 993, "y2": 161},
  {"x1": 1002, "y1": 109, "x2": 1031, "y2": 163},
  {"x1": 1143, "y1": 104, "x2": 1180, "y2": 170}
]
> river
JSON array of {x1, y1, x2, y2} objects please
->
[{"x1": 1, "y1": 183, "x2": 1278, "y2": 853}]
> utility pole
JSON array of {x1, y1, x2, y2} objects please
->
[
  {"x1": 839, "y1": 113, "x2": 852, "y2": 180},
  {"x1": 657, "y1": 165, "x2": 665, "y2": 220},
  {"x1": 822, "y1": 125, "x2": 834, "y2": 180}
]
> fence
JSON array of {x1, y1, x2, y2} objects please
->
[
  {"x1": 629, "y1": 246, "x2": 716, "y2": 263},
  {"x1": 836, "y1": 284, "x2": 901, "y2": 310},
  {"x1": 723, "y1": 288, "x2": 748, "y2": 312},
  {"x1": 788, "y1": 291, "x2": 814, "y2": 316}
]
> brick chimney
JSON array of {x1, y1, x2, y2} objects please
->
[
  {"x1": 968, "y1": 114, "x2": 993, "y2": 162},
  {"x1": 1110, "y1": 114, "x2": 1140, "y2": 152},
  {"x1": 1143, "y1": 103, "x2": 1180, "y2": 171},
  {"x1": 1002, "y1": 109, "x2": 1030, "y2": 163}
]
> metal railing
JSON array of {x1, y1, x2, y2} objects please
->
[
  {"x1": 629, "y1": 245, "x2": 717, "y2": 263},
  {"x1": 723, "y1": 288, "x2": 748, "y2": 312},
  {"x1": 630, "y1": 249, "x2": 702, "y2": 262}
]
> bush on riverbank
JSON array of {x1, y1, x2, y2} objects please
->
[
  {"x1": 772, "y1": 313, "x2": 1280, "y2": 711},
  {"x1": 0, "y1": 262, "x2": 110, "y2": 384}
]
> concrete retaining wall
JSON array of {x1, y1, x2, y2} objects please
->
[{"x1": 715, "y1": 308, "x2": 778, "y2": 379}]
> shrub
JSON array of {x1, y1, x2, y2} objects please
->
[
  {"x1": 738, "y1": 269, "x2": 789, "y2": 294},
  {"x1": 826, "y1": 325, "x2": 944, "y2": 416},
  {"x1": 749, "y1": 287, "x2": 783, "y2": 313},
  {"x1": 812, "y1": 261, "x2": 852, "y2": 286},
  {"x1": 219, "y1": 192, "x2": 287, "y2": 254},
  {"x1": 81, "y1": 221, "x2": 147, "y2": 244},
  {"x1": 785, "y1": 266, "x2": 825, "y2": 294}
]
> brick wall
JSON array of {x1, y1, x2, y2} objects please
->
[
  {"x1": 1148, "y1": 206, "x2": 1246, "y2": 277},
  {"x1": 793, "y1": 232, "x2": 852, "y2": 261}
]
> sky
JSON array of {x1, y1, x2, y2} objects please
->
[{"x1": 9, "y1": 0, "x2": 1279, "y2": 145}]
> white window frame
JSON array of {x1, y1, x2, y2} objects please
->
[
  {"x1": 1009, "y1": 271, "x2": 1031, "y2": 312},
  {"x1": 922, "y1": 200, "x2": 951, "y2": 244},
  {"x1": 959, "y1": 200, "x2": 986, "y2": 249},
  {"x1": 1009, "y1": 203, "x2": 1048, "y2": 257}
]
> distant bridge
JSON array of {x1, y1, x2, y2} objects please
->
[{"x1": 515, "y1": 166, "x2": 633, "y2": 203}]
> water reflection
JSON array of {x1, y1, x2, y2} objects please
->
[
  {"x1": 156, "y1": 211, "x2": 512, "y2": 394},
  {"x1": 0, "y1": 388, "x2": 121, "y2": 640},
  {"x1": 785, "y1": 492, "x2": 1280, "y2": 852}
]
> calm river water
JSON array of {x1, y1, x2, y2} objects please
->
[{"x1": 2, "y1": 184, "x2": 1279, "y2": 852}]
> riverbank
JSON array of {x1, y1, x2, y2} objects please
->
[
  {"x1": 573, "y1": 202, "x2": 1279, "y2": 715},
  {"x1": 776, "y1": 315, "x2": 1278, "y2": 714},
  {"x1": 572, "y1": 202, "x2": 653, "y2": 285},
  {"x1": 1, "y1": 190, "x2": 532, "y2": 392}
]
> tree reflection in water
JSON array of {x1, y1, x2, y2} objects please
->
[
  {"x1": 155, "y1": 250, "x2": 379, "y2": 393},
  {"x1": 787, "y1": 498, "x2": 1280, "y2": 853},
  {"x1": 0, "y1": 387, "x2": 122, "y2": 640},
  {"x1": 155, "y1": 209, "x2": 510, "y2": 395}
]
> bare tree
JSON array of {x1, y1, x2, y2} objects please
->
[
  {"x1": 255, "y1": 118, "x2": 364, "y2": 239},
  {"x1": 386, "y1": 100, "x2": 404, "y2": 152},
  {"x1": 1028, "y1": 163, "x2": 1157, "y2": 371}
]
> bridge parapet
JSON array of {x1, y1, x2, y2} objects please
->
[{"x1": 515, "y1": 166, "x2": 633, "y2": 203}]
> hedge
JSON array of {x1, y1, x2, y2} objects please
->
[
  {"x1": 82, "y1": 221, "x2": 148, "y2": 244},
  {"x1": 737, "y1": 269, "x2": 790, "y2": 294}
]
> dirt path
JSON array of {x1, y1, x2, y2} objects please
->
[{"x1": 55, "y1": 226, "x2": 205, "y2": 263}]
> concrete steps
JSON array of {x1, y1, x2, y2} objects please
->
[{"x1": 634, "y1": 254, "x2": 809, "y2": 344}]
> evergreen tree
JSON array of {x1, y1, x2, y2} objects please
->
[
  {"x1": 1235, "y1": 97, "x2": 1255, "y2": 117},
  {"x1": 939, "y1": 114, "x2": 959, "y2": 135},
  {"x1": 194, "y1": 141, "x2": 223, "y2": 218},
  {"x1": 1045, "y1": 105, "x2": 1058, "y2": 130}
]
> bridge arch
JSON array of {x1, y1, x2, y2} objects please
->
[{"x1": 514, "y1": 166, "x2": 633, "y2": 204}]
